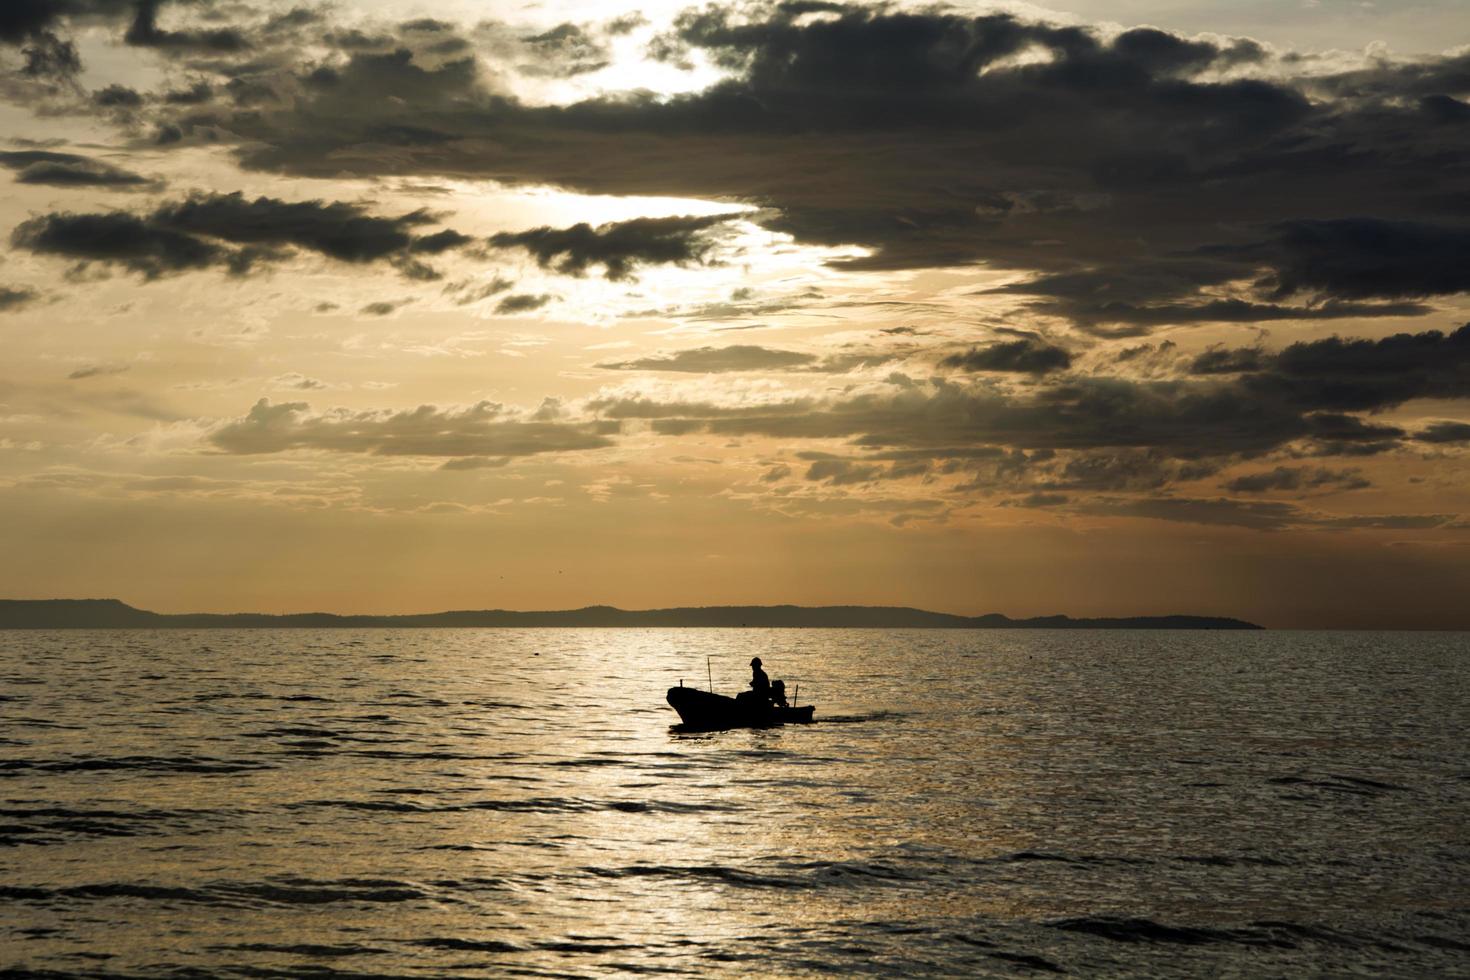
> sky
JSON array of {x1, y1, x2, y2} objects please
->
[{"x1": 1, "y1": 0, "x2": 1468, "y2": 628}]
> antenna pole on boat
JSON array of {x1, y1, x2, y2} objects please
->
[
  {"x1": 793, "y1": 683, "x2": 799, "y2": 707},
  {"x1": 707, "y1": 656, "x2": 713, "y2": 694}
]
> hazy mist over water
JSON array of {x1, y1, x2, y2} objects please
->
[{"x1": 2, "y1": 629, "x2": 1466, "y2": 976}]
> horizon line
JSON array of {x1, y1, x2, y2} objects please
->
[
  {"x1": 0, "y1": 598, "x2": 1268, "y2": 630},
  {"x1": 3, "y1": 597, "x2": 1465, "y2": 630}
]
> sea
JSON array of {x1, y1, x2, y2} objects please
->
[{"x1": 1, "y1": 629, "x2": 1466, "y2": 977}]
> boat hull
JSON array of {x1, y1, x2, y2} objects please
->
[{"x1": 666, "y1": 686, "x2": 815, "y2": 730}]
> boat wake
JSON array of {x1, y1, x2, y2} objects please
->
[
  {"x1": 667, "y1": 709, "x2": 907, "y2": 733},
  {"x1": 806, "y1": 710, "x2": 910, "y2": 725}
]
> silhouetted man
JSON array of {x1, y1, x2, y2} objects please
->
[{"x1": 749, "y1": 657, "x2": 770, "y2": 701}]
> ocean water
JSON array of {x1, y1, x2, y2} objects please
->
[{"x1": 1, "y1": 628, "x2": 1466, "y2": 978}]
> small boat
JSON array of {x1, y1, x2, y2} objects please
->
[{"x1": 666, "y1": 682, "x2": 815, "y2": 731}]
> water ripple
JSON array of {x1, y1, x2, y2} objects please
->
[{"x1": 1, "y1": 627, "x2": 1465, "y2": 977}]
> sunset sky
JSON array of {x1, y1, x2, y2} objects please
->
[{"x1": 2, "y1": 0, "x2": 1468, "y2": 627}]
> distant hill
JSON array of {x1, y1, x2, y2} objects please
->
[{"x1": 0, "y1": 599, "x2": 1262, "y2": 630}]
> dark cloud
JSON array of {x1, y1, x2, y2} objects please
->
[
  {"x1": 490, "y1": 214, "x2": 739, "y2": 281},
  {"x1": 200, "y1": 1, "x2": 1468, "y2": 305},
  {"x1": 1010, "y1": 491, "x2": 1068, "y2": 508},
  {"x1": 740, "y1": 441, "x2": 1382, "y2": 519},
  {"x1": 1075, "y1": 496, "x2": 1453, "y2": 532},
  {"x1": 1419, "y1": 94, "x2": 1470, "y2": 125},
  {"x1": 797, "y1": 449, "x2": 932, "y2": 486},
  {"x1": 1301, "y1": 420, "x2": 1403, "y2": 457},
  {"x1": 941, "y1": 337, "x2": 1071, "y2": 374},
  {"x1": 1117, "y1": 341, "x2": 1172, "y2": 363},
  {"x1": 600, "y1": 345, "x2": 817, "y2": 373},
  {"x1": 20, "y1": 32, "x2": 79, "y2": 76},
  {"x1": 991, "y1": 264, "x2": 1435, "y2": 334},
  {"x1": 605, "y1": 13, "x2": 645, "y2": 36},
  {"x1": 0, "y1": 0, "x2": 483, "y2": 77},
  {"x1": 12, "y1": 211, "x2": 225, "y2": 279},
  {"x1": 391, "y1": 255, "x2": 443, "y2": 281},
  {"x1": 1191, "y1": 345, "x2": 1265, "y2": 375},
  {"x1": 1, "y1": 0, "x2": 332, "y2": 87},
  {"x1": 803, "y1": 457, "x2": 887, "y2": 486},
  {"x1": 150, "y1": 193, "x2": 444, "y2": 263},
  {"x1": 0, "y1": 149, "x2": 156, "y2": 188},
  {"x1": 18, "y1": 2, "x2": 1470, "y2": 316},
  {"x1": 655, "y1": 8, "x2": 1263, "y2": 114},
  {"x1": 593, "y1": 321, "x2": 1470, "y2": 464},
  {"x1": 650, "y1": 418, "x2": 706, "y2": 436},
  {"x1": 494, "y1": 293, "x2": 551, "y2": 315},
  {"x1": 93, "y1": 83, "x2": 143, "y2": 107},
  {"x1": 262, "y1": 8, "x2": 322, "y2": 36},
  {"x1": 1180, "y1": 325, "x2": 1470, "y2": 422},
  {"x1": 124, "y1": 0, "x2": 249, "y2": 53},
  {"x1": 1222, "y1": 466, "x2": 1369, "y2": 493},
  {"x1": 592, "y1": 376, "x2": 1311, "y2": 458},
  {"x1": 11, "y1": 192, "x2": 470, "y2": 279},
  {"x1": 445, "y1": 276, "x2": 513, "y2": 306},
  {"x1": 1039, "y1": 450, "x2": 1204, "y2": 492},
  {"x1": 0, "y1": 0, "x2": 134, "y2": 79},
  {"x1": 67, "y1": 364, "x2": 130, "y2": 379},
  {"x1": 400, "y1": 18, "x2": 453, "y2": 34},
  {"x1": 520, "y1": 23, "x2": 610, "y2": 78},
  {"x1": 1243, "y1": 323, "x2": 1470, "y2": 413},
  {"x1": 0, "y1": 1, "x2": 67, "y2": 43},
  {"x1": 410, "y1": 229, "x2": 473, "y2": 254},
  {"x1": 0, "y1": 285, "x2": 38, "y2": 311},
  {"x1": 163, "y1": 80, "x2": 213, "y2": 104},
  {"x1": 209, "y1": 398, "x2": 618, "y2": 459},
  {"x1": 1107, "y1": 339, "x2": 1182, "y2": 378},
  {"x1": 1414, "y1": 421, "x2": 1470, "y2": 444},
  {"x1": 323, "y1": 28, "x2": 396, "y2": 52},
  {"x1": 1069, "y1": 299, "x2": 1428, "y2": 334},
  {"x1": 1304, "y1": 414, "x2": 1405, "y2": 444},
  {"x1": 1211, "y1": 219, "x2": 1470, "y2": 302}
]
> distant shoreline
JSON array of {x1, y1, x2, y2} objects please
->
[{"x1": 0, "y1": 599, "x2": 1262, "y2": 630}]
